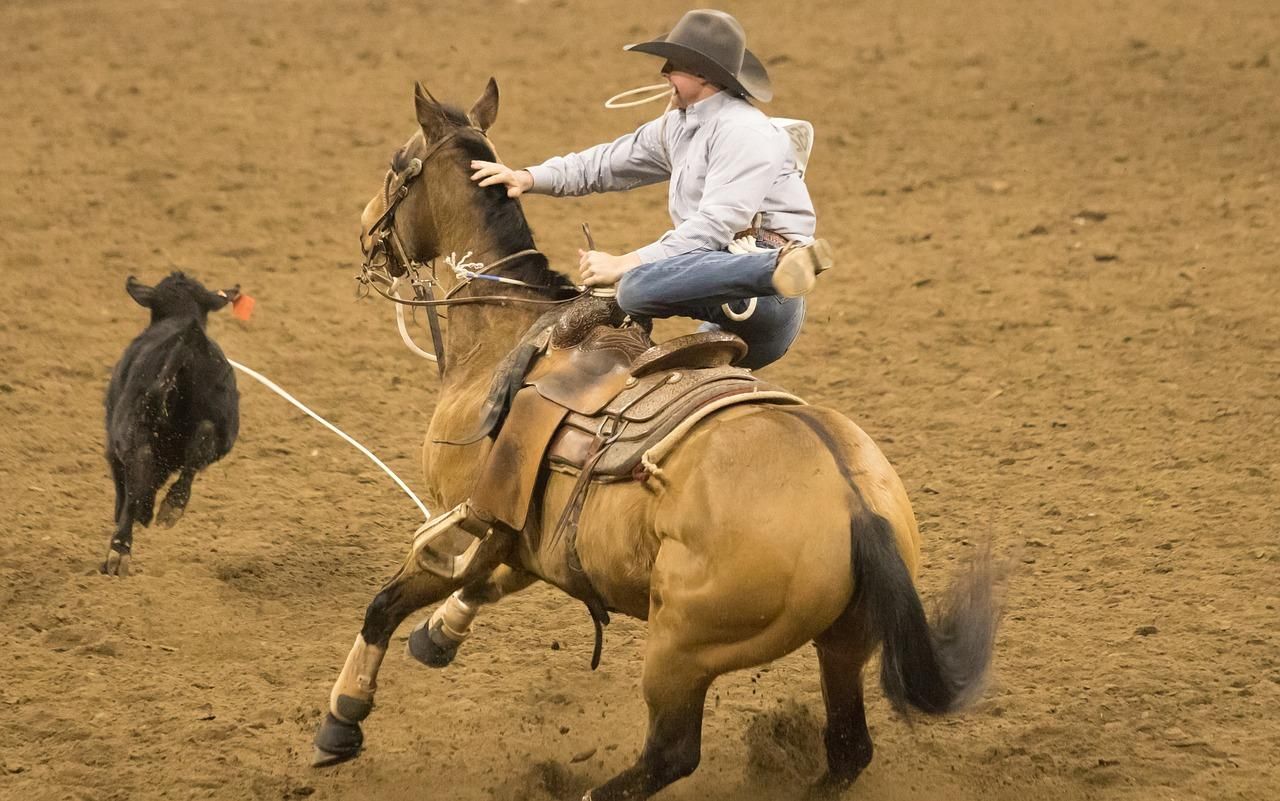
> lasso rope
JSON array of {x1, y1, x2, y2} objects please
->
[
  {"x1": 228, "y1": 358, "x2": 431, "y2": 521},
  {"x1": 604, "y1": 83, "x2": 673, "y2": 109}
]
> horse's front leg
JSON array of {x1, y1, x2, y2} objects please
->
[
  {"x1": 407, "y1": 564, "x2": 538, "y2": 668},
  {"x1": 312, "y1": 508, "x2": 510, "y2": 766}
]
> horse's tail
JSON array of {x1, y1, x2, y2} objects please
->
[
  {"x1": 789, "y1": 407, "x2": 1001, "y2": 716},
  {"x1": 851, "y1": 504, "x2": 1002, "y2": 715}
]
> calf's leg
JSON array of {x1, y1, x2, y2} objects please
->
[
  {"x1": 157, "y1": 420, "x2": 217, "y2": 527},
  {"x1": 103, "y1": 457, "x2": 135, "y2": 576},
  {"x1": 104, "y1": 444, "x2": 166, "y2": 576}
]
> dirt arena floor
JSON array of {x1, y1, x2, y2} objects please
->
[{"x1": 2, "y1": 1, "x2": 1277, "y2": 799}]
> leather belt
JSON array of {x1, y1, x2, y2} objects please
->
[{"x1": 733, "y1": 226, "x2": 790, "y2": 250}]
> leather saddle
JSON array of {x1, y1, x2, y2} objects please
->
[{"x1": 460, "y1": 296, "x2": 805, "y2": 532}]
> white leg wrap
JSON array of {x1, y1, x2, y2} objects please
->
[
  {"x1": 431, "y1": 592, "x2": 478, "y2": 643},
  {"x1": 330, "y1": 635, "x2": 387, "y2": 722}
]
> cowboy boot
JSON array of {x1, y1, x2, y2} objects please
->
[{"x1": 771, "y1": 238, "x2": 835, "y2": 297}]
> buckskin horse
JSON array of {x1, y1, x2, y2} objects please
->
[{"x1": 312, "y1": 79, "x2": 1003, "y2": 800}]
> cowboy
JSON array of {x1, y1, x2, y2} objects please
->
[{"x1": 470, "y1": 8, "x2": 832, "y2": 370}]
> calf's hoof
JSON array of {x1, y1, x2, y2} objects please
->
[
  {"x1": 155, "y1": 497, "x2": 186, "y2": 528},
  {"x1": 101, "y1": 551, "x2": 132, "y2": 577},
  {"x1": 312, "y1": 713, "x2": 363, "y2": 767},
  {"x1": 407, "y1": 617, "x2": 461, "y2": 669}
]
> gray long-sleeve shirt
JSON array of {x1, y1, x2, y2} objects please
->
[{"x1": 524, "y1": 91, "x2": 816, "y2": 264}]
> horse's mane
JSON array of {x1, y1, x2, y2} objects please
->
[{"x1": 392, "y1": 104, "x2": 572, "y2": 294}]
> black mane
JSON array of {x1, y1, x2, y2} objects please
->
[{"x1": 392, "y1": 104, "x2": 572, "y2": 294}]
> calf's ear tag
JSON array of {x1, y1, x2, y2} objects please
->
[{"x1": 231, "y1": 293, "x2": 256, "y2": 321}]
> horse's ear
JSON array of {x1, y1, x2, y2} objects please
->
[
  {"x1": 469, "y1": 77, "x2": 499, "y2": 133},
  {"x1": 414, "y1": 80, "x2": 449, "y2": 142},
  {"x1": 125, "y1": 276, "x2": 154, "y2": 308}
]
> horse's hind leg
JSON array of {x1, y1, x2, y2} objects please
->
[
  {"x1": 586, "y1": 506, "x2": 852, "y2": 801},
  {"x1": 407, "y1": 564, "x2": 537, "y2": 668},
  {"x1": 313, "y1": 523, "x2": 511, "y2": 766},
  {"x1": 157, "y1": 420, "x2": 216, "y2": 527},
  {"x1": 809, "y1": 613, "x2": 878, "y2": 796},
  {"x1": 585, "y1": 541, "x2": 818, "y2": 801},
  {"x1": 585, "y1": 634, "x2": 713, "y2": 801}
]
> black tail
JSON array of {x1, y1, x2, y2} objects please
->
[
  {"x1": 851, "y1": 506, "x2": 1002, "y2": 715},
  {"x1": 788, "y1": 407, "x2": 1002, "y2": 716}
]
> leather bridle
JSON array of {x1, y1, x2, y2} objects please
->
[{"x1": 358, "y1": 128, "x2": 578, "y2": 375}]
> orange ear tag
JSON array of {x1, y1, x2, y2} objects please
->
[{"x1": 231, "y1": 293, "x2": 256, "y2": 321}]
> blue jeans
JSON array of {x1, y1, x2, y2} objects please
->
[{"x1": 615, "y1": 247, "x2": 805, "y2": 370}]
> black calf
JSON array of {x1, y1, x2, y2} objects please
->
[{"x1": 102, "y1": 272, "x2": 240, "y2": 575}]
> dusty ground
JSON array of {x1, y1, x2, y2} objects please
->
[{"x1": 1, "y1": 1, "x2": 1277, "y2": 799}]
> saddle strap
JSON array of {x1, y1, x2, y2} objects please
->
[
  {"x1": 469, "y1": 386, "x2": 569, "y2": 530},
  {"x1": 639, "y1": 390, "x2": 804, "y2": 476},
  {"x1": 548, "y1": 385, "x2": 805, "y2": 482},
  {"x1": 549, "y1": 426, "x2": 618, "y2": 670}
]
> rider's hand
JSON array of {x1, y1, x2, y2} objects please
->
[
  {"x1": 579, "y1": 250, "x2": 641, "y2": 287},
  {"x1": 470, "y1": 161, "x2": 534, "y2": 198}
]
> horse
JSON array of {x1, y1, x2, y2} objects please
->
[{"x1": 312, "y1": 79, "x2": 1003, "y2": 801}]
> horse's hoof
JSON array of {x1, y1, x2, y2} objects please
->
[
  {"x1": 311, "y1": 746, "x2": 357, "y2": 768},
  {"x1": 312, "y1": 713, "x2": 363, "y2": 766},
  {"x1": 407, "y1": 618, "x2": 459, "y2": 669}
]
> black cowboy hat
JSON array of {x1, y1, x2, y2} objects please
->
[{"x1": 624, "y1": 9, "x2": 772, "y2": 102}]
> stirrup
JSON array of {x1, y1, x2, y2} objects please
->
[{"x1": 411, "y1": 502, "x2": 495, "y2": 580}]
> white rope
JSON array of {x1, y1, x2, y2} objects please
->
[
  {"x1": 227, "y1": 358, "x2": 431, "y2": 521},
  {"x1": 444, "y1": 251, "x2": 483, "y2": 280},
  {"x1": 389, "y1": 277, "x2": 439, "y2": 363},
  {"x1": 387, "y1": 251, "x2": 552, "y2": 364},
  {"x1": 720, "y1": 233, "x2": 770, "y2": 321},
  {"x1": 721, "y1": 297, "x2": 757, "y2": 322},
  {"x1": 605, "y1": 83, "x2": 673, "y2": 109},
  {"x1": 396, "y1": 302, "x2": 438, "y2": 362},
  {"x1": 443, "y1": 251, "x2": 542, "y2": 288}
]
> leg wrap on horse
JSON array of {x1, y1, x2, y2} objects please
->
[
  {"x1": 433, "y1": 592, "x2": 479, "y2": 641},
  {"x1": 329, "y1": 635, "x2": 387, "y2": 723},
  {"x1": 408, "y1": 591, "x2": 478, "y2": 668}
]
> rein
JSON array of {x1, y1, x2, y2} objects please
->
[{"x1": 359, "y1": 129, "x2": 580, "y2": 374}]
